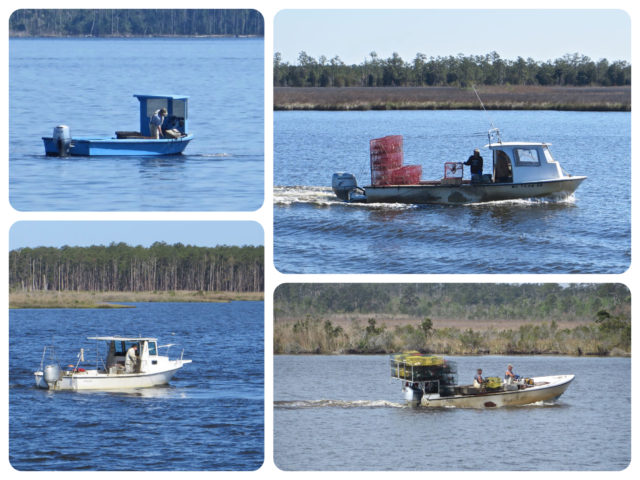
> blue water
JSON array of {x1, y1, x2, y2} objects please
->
[
  {"x1": 9, "y1": 38, "x2": 263, "y2": 211},
  {"x1": 9, "y1": 302, "x2": 264, "y2": 470},
  {"x1": 275, "y1": 355, "x2": 630, "y2": 470},
  {"x1": 274, "y1": 110, "x2": 630, "y2": 273}
]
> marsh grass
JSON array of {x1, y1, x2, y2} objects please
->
[
  {"x1": 275, "y1": 86, "x2": 630, "y2": 111},
  {"x1": 274, "y1": 314, "x2": 629, "y2": 357},
  {"x1": 9, "y1": 290, "x2": 264, "y2": 309}
]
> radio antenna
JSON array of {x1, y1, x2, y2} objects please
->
[{"x1": 473, "y1": 85, "x2": 501, "y2": 144}]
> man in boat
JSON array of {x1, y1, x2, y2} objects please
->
[
  {"x1": 464, "y1": 148, "x2": 483, "y2": 183},
  {"x1": 150, "y1": 108, "x2": 168, "y2": 139},
  {"x1": 505, "y1": 364, "x2": 520, "y2": 383},
  {"x1": 473, "y1": 368, "x2": 485, "y2": 389},
  {"x1": 125, "y1": 344, "x2": 139, "y2": 373}
]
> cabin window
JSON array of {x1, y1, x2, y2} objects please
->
[
  {"x1": 514, "y1": 148, "x2": 541, "y2": 166},
  {"x1": 146, "y1": 99, "x2": 168, "y2": 118},
  {"x1": 148, "y1": 342, "x2": 157, "y2": 356},
  {"x1": 172, "y1": 99, "x2": 187, "y2": 119},
  {"x1": 114, "y1": 341, "x2": 126, "y2": 355}
]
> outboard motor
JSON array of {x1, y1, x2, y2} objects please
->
[
  {"x1": 332, "y1": 172, "x2": 364, "y2": 202},
  {"x1": 52, "y1": 125, "x2": 71, "y2": 157},
  {"x1": 403, "y1": 384, "x2": 424, "y2": 407},
  {"x1": 43, "y1": 364, "x2": 62, "y2": 389}
]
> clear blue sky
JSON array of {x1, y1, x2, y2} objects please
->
[
  {"x1": 9, "y1": 221, "x2": 264, "y2": 249},
  {"x1": 274, "y1": 9, "x2": 631, "y2": 64}
]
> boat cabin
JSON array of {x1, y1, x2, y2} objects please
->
[
  {"x1": 134, "y1": 94, "x2": 189, "y2": 137},
  {"x1": 88, "y1": 336, "x2": 162, "y2": 374},
  {"x1": 486, "y1": 142, "x2": 566, "y2": 184}
]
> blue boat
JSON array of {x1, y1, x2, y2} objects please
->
[{"x1": 43, "y1": 94, "x2": 194, "y2": 156}]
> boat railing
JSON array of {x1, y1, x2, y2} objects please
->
[
  {"x1": 158, "y1": 343, "x2": 187, "y2": 361},
  {"x1": 39, "y1": 345, "x2": 59, "y2": 371}
]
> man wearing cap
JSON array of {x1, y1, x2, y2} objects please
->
[
  {"x1": 505, "y1": 364, "x2": 520, "y2": 384},
  {"x1": 150, "y1": 108, "x2": 168, "y2": 139},
  {"x1": 465, "y1": 148, "x2": 484, "y2": 183}
]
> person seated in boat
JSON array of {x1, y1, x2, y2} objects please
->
[
  {"x1": 150, "y1": 108, "x2": 168, "y2": 139},
  {"x1": 473, "y1": 368, "x2": 485, "y2": 389},
  {"x1": 505, "y1": 364, "x2": 520, "y2": 383},
  {"x1": 125, "y1": 344, "x2": 139, "y2": 373},
  {"x1": 464, "y1": 149, "x2": 483, "y2": 183}
]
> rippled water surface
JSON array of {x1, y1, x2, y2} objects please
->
[
  {"x1": 9, "y1": 302, "x2": 264, "y2": 470},
  {"x1": 10, "y1": 38, "x2": 263, "y2": 211},
  {"x1": 274, "y1": 110, "x2": 630, "y2": 273},
  {"x1": 274, "y1": 355, "x2": 630, "y2": 470}
]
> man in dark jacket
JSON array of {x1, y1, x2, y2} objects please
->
[{"x1": 465, "y1": 148, "x2": 483, "y2": 183}]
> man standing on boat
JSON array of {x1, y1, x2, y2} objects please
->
[
  {"x1": 465, "y1": 148, "x2": 483, "y2": 183},
  {"x1": 150, "y1": 108, "x2": 168, "y2": 139},
  {"x1": 125, "y1": 344, "x2": 139, "y2": 373}
]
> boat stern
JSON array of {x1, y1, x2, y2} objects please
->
[{"x1": 332, "y1": 172, "x2": 366, "y2": 202}]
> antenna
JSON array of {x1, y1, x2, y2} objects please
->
[{"x1": 472, "y1": 85, "x2": 501, "y2": 144}]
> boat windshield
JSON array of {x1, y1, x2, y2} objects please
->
[
  {"x1": 112, "y1": 340, "x2": 141, "y2": 355},
  {"x1": 514, "y1": 147, "x2": 541, "y2": 166}
]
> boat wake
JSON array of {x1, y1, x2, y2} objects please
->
[
  {"x1": 273, "y1": 186, "x2": 415, "y2": 210},
  {"x1": 275, "y1": 399, "x2": 406, "y2": 409},
  {"x1": 274, "y1": 186, "x2": 576, "y2": 208}
]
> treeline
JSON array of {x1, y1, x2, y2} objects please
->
[
  {"x1": 9, "y1": 9, "x2": 264, "y2": 37},
  {"x1": 9, "y1": 243, "x2": 264, "y2": 293},
  {"x1": 274, "y1": 284, "x2": 629, "y2": 323},
  {"x1": 274, "y1": 51, "x2": 631, "y2": 88}
]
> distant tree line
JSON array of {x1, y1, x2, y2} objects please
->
[
  {"x1": 274, "y1": 51, "x2": 631, "y2": 88},
  {"x1": 9, "y1": 243, "x2": 264, "y2": 293},
  {"x1": 9, "y1": 9, "x2": 264, "y2": 37},
  {"x1": 274, "y1": 284, "x2": 630, "y2": 355},
  {"x1": 275, "y1": 284, "x2": 629, "y2": 322}
]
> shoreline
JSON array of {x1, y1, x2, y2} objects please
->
[
  {"x1": 9, "y1": 34, "x2": 262, "y2": 39},
  {"x1": 274, "y1": 86, "x2": 630, "y2": 112},
  {"x1": 274, "y1": 351, "x2": 630, "y2": 358},
  {"x1": 10, "y1": 290, "x2": 264, "y2": 309}
]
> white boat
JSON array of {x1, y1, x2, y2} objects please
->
[
  {"x1": 391, "y1": 353, "x2": 574, "y2": 408},
  {"x1": 34, "y1": 336, "x2": 192, "y2": 391},
  {"x1": 332, "y1": 129, "x2": 586, "y2": 204}
]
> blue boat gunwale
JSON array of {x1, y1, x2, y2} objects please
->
[{"x1": 42, "y1": 134, "x2": 195, "y2": 143}]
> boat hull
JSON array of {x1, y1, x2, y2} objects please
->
[
  {"x1": 42, "y1": 134, "x2": 193, "y2": 156},
  {"x1": 362, "y1": 178, "x2": 586, "y2": 204},
  {"x1": 418, "y1": 375, "x2": 574, "y2": 408},
  {"x1": 34, "y1": 363, "x2": 189, "y2": 391}
]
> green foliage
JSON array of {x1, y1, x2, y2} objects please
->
[
  {"x1": 10, "y1": 9, "x2": 264, "y2": 37},
  {"x1": 274, "y1": 51, "x2": 630, "y2": 88},
  {"x1": 421, "y1": 318, "x2": 433, "y2": 337},
  {"x1": 274, "y1": 284, "x2": 629, "y2": 323},
  {"x1": 595, "y1": 310, "x2": 631, "y2": 350}
]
